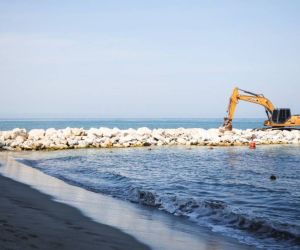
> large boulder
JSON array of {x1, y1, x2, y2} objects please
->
[
  {"x1": 45, "y1": 128, "x2": 57, "y2": 137},
  {"x1": 71, "y1": 128, "x2": 85, "y2": 136},
  {"x1": 1, "y1": 128, "x2": 27, "y2": 140},
  {"x1": 66, "y1": 138, "x2": 79, "y2": 147},
  {"x1": 0, "y1": 139, "x2": 5, "y2": 149},
  {"x1": 99, "y1": 127, "x2": 113, "y2": 138},
  {"x1": 87, "y1": 128, "x2": 101, "y2": 138},
  {"x1": 119, "y1": 135, "x2": 136, "y2": 144},
  {"x1": 28, "y1": 129, "x2": 45, "y2": 140},
  {"x1": 137, "y1": 127, "x2": 152, "y2": 136},
  {"x1": 9, "y1": 135, "x2": 27, "y2": 149},
  {"x1": 111, "y1": 127, "x2": 121, "y2": 137},
  {"x1": 62, "y1": 127, "x2": 72, "y2": 138},
  {"x1": 21, "y1": 140, "x2": 37, "y2": 150}
]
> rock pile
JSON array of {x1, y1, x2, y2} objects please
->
[{"x1": 0, "y1": 127, "x2": 299, "y2": 151}]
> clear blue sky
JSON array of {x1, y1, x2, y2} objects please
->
[{"x1": 0, "y1": 0, "x2": 299, "y2": 118}]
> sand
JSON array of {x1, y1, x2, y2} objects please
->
[{"x1": 0, "y1": 174, "x2": 150, "y2": 250}]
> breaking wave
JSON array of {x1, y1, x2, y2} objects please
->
[{"x1": 124, "y1": 187, "x2": 300, "y2": 248}]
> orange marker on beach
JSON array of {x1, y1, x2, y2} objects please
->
[{"x1": 249, "y1": 141, "x2": 256, "y2": 149}]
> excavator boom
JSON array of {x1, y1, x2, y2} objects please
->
[{"x1": 222, "y1": 87, "x2": 300, "y2": 130}]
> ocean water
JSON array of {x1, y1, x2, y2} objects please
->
[
  {"x1": 19, "y1": 146, "x2": 300, "y2": 249},
  {"x1": 0, "y1": 118, "x2": 264, "y2": 131},
  {"x1": 2, "y1": 119, "x2": 299, "y2": 248}
]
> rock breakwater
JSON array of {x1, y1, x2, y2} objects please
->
[{"x1": 0, "y1": 127, "x2": 300, "y2": 151}]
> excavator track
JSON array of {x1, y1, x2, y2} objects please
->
[{"x1": 252, "y1": 127, "x2": 300, "y2": 131}]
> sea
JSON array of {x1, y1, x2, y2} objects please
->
[
  {"x1": 0, "y1": 118, "x2": 263, "y2": 131},
  {"x1": 1, "y1": 118, "x2": 299, "y2": 249}
]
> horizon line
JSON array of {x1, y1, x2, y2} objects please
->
[{"x1": 0, "y1": 117, "x2": 265, "y2": 121}]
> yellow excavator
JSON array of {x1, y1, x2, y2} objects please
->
[{"x1": 222, "y1": 87, "x2": 300, "y2": 131}]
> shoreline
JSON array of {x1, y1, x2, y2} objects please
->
[
  {"x1": 1, "y1": 127, "x2": 300, "y2": 151},
  {"x1": 0, "y1": 152, "x2": 254, "y2": 250},
  {"x1": 0, "y1": 170, "x2": 150, "y2": 250}
]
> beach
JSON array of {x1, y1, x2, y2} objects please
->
[
  {"x1": 0, "y1": 173, "x2": 150, "y2": 250},
  {"x1": 2, "y1": 0, "x2": 300, "y2": 248}
]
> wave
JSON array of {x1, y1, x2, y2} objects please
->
[
  {"x1": 126, "y1": 188, "x2": 300, "y2": 248},
  {"x1": 18, "y1": 156, "x2": 83, "y2": 168}
]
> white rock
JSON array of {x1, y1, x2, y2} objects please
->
[
  {"x1": 111, "y1": 128, "x2": 121, "y2": 137},
  {"x1": 177, "y1": 138, "x2": 186, "y2": 145},
  {"x1": 0, "y1": 139, "x2": 5, "y2": 148},
  {"x1": 63, "y1": 127, "x2": 72, "y2": 137},
  {"x1": 84, "y1": 137, "x2": 94, "y2": 145},
  {"x1": 40, "y1": 138, "x2": 52, "y2": 148},
  {"x1": 28, "y1": 129, "x2": 45, "y2": 140},
  {"x1": 119, "y1": 135, "x2": 135, "y2": 144},
  {"x1": 99, "y1": 127, "x2": 113, "y2": 138},
  {"x1": 45, "y1": 128, "x2": 57, "y2": 137},
  {"x1": 67, "y1": 138, "x2": 78, "y2": 147},
  {"x1": 77, "y1": 140, "x2": 89, "y2": 148},
  {"x1": 137, "y1": 127, "x2": 152, "y2": 136},
  {"x1": 1, "y1": 128, "x2": 27, "y2": 140},
  {"x1": 1, "y1": 126, "x2": 299, "y2": 151},
  {"x1": 71, "y1": 128, "x2": 85, "y2": 136},
  {"x1": 86, "y1": 128, "x2": 100, "y2": 137}
]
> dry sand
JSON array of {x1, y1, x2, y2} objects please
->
[{"x1": 0, "y1": 174, "x2": 150, "y2": 250}]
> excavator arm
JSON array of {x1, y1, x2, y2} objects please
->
[{"x1": 223, "y1": 88, "x2": 275, "y2": 131}]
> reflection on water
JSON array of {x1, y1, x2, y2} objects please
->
[{"x1": 0, "y1": 152, "x2": 251, "y2": 250}]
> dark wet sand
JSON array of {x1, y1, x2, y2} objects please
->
[{"x1": 0, "y1": 174, "x2": 150, "y2": 250}]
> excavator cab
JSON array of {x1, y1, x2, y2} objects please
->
[{"x1": 271, "y1": 108, "x2": 291, "y2": 124}]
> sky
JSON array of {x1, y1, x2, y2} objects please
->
[{"x1": 0, "y1": 0, "x2": 299, "y2": 118}]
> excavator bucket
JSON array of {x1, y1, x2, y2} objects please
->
[{"x1": 222, "y1": 117, "x2": 232, "y2": 131}]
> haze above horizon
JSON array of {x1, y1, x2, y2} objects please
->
[{"x1": 1, "y1": 1, "x2": 299, "y2": 119}]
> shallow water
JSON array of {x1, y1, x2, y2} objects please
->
[
  {"x1": 18, "y1": 146, "x2": 300, "y2": 249},
  {"x1": 0, "y1": 118, "x2": 264, "y2": 131}
]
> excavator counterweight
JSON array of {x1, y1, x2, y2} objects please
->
[{"x1": 222, "y1": 87, "x2": 300, "y2": 130}]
